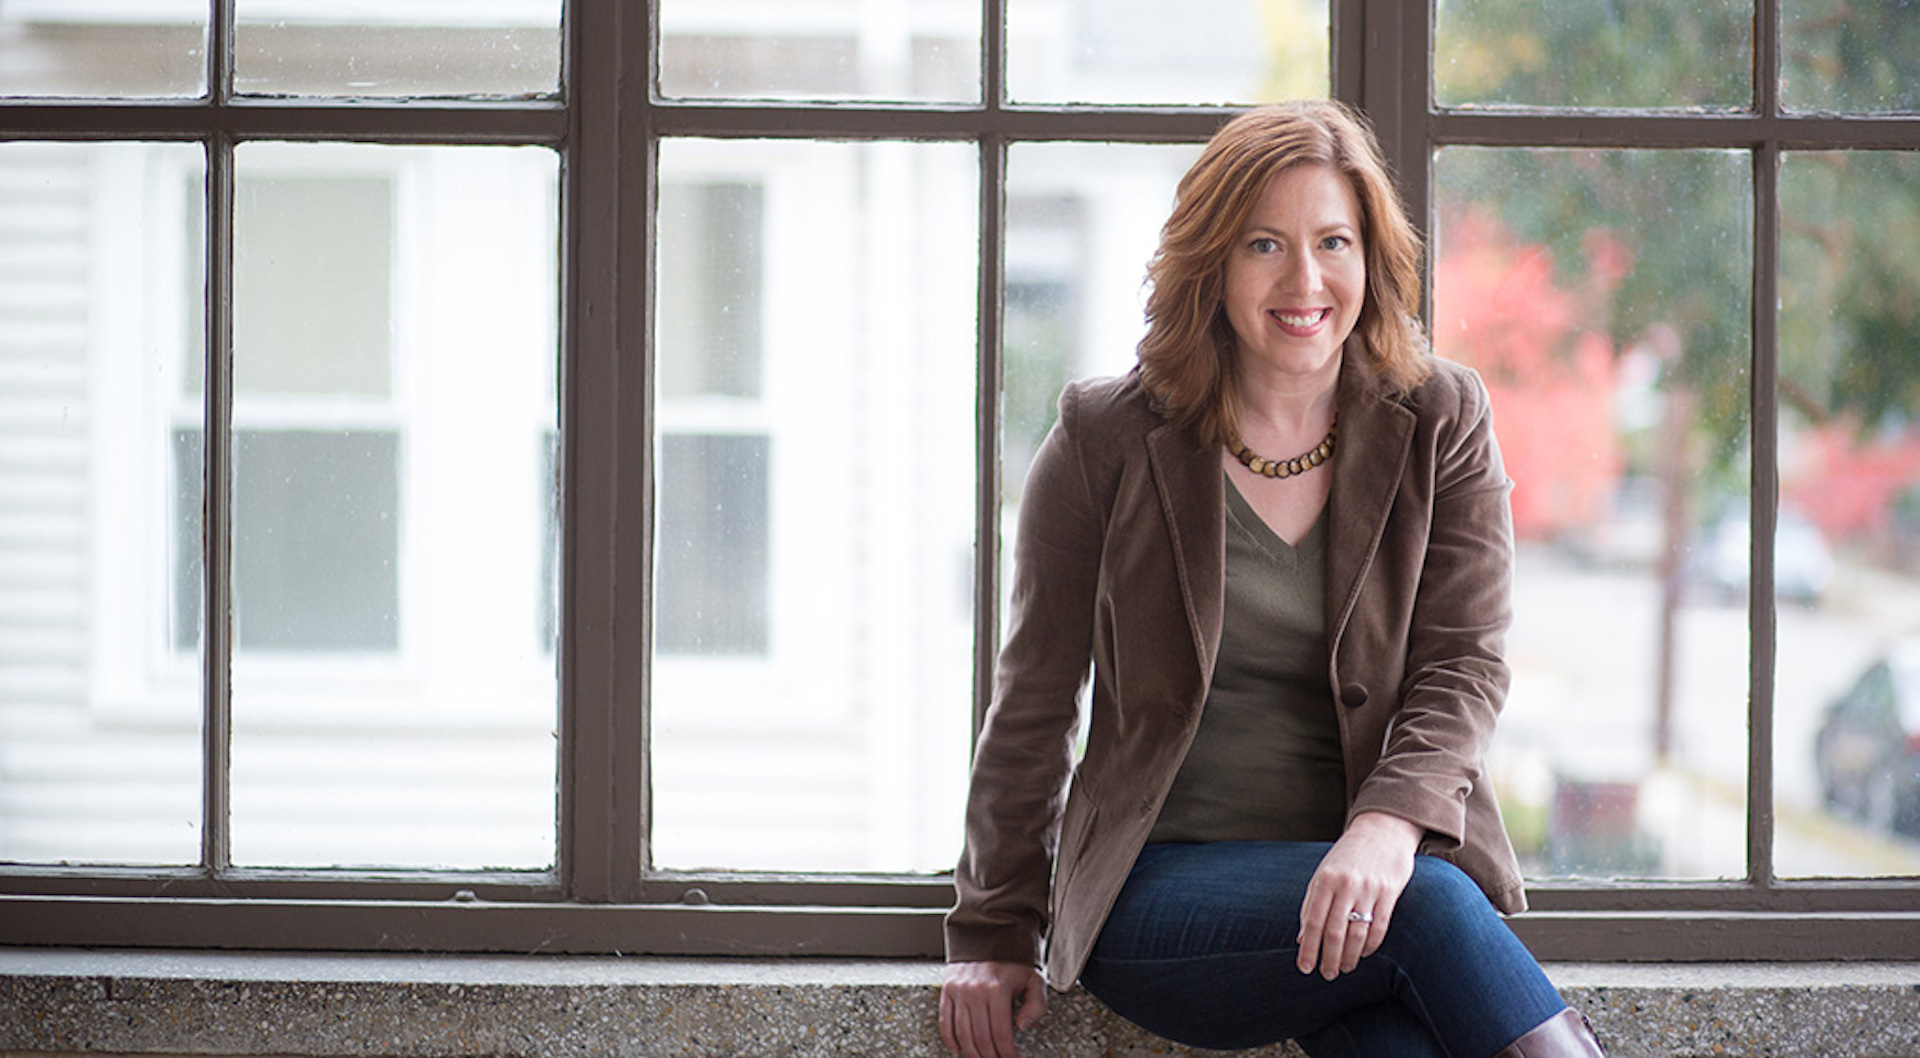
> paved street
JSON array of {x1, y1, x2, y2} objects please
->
[{"x1": 1493, "y1": 544, "x2": 1920, "y2": 879}]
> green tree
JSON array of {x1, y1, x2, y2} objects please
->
[{"x1": 1436, "y1": 0, "x2": 1920, "y2": 467}]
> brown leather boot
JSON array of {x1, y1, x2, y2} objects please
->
[{"x1": 1493, "y1": 1008, "x2": 1605, "y2": 1057}]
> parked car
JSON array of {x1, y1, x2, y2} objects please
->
[
  {"x1": 1690, "y1": 507, "x2": 1835, "y2": 606},
  {"x1": 1562, "y1": 476, "x2": 1666, "y2": 571},
  {"x1": 1814, "y1": 645, "x2": 1920, "y2": 837}
]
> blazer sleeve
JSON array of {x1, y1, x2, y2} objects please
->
[
  {"x1": 1350, "y1": 368, "x2": 1515, "y2": 850},
  {"x1": 944, "y1": 384, "x2": 1105, "y2": 966}
]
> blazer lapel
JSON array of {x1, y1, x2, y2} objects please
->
[
  {"x1": 1146, "y1": 421, "x2": 1225, "y2": 685},
  {"x1": 1327, "y1": 354, "x2": 1417, "y2": 645}
]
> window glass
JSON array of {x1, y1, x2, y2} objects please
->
[
  {"x1": 225, "y1": 143, "x2": 559, "y2": 870},
  {"x1": 234, "y1": 0, "x2": 560, "y2": 98},
  {"x1": 1008, "y1": 0, "x2": 1327, "y2": 104},
  {"x1": 1783, "y1": 0, "x2": 1920, "y2": 113},
  {"x1": 1435, "y1": 0, "x2": 1749, "y2": 110},
  {"x1": 1434, "y1": 147, "x2": 1753, "y2": 880},
  {"x1": 187, "y1": 177, "x2": 393, "y2": 397},
  {"x1": 659, "y1": 0, "x2": 980, "y2": 103},
  {"x1": 1777, "y1": 150, "x2": 1920, "y2": 877},
  {"x1": 657, "y1": 183, "x2": 764, "y2": 402},
  {"x1": 656, "y1": 434, "x2": 770, "y2": 654},
  {"x1": 174, "y1": 429, "x2": 401, "y2": 652},
  {"x1": 0, "y1": 141, "x2": 204, "y2": 866},
  {"x1": 0, "y1": 1, "x2": 206, "y2": 98},
  {"x1": 651, "y1": 139, "x2": 977, "y2": 873}
]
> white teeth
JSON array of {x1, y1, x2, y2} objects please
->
[{"x1": 1274, "y1": 309, "x2": 1326, "y2": 327}]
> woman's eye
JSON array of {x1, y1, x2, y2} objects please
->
[
  {"x1": 1320, "y1": 235, "x2": 1351, "y2": 251},
  {"x1": 1250, "y1": 237, "x2": 1278, "y2": 253}
]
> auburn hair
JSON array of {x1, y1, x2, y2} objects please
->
[{"x1": 1136, "y1": 100, "x2": 1431, "y2": 447}]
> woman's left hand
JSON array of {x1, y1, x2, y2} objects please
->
[{"x1": 1296, "y1": 811, "x2": 1422, "y2": 980}]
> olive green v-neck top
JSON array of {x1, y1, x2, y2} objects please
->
[{"x1": 1146, "y1": 475, "x2": 1348, "y2": 844}]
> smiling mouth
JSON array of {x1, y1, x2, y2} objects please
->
[{"x1": 1271, "y1": 308, "x2": 1331, "y2": 329}]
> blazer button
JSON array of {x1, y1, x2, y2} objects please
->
[{"x1": 1341, "y1": 683, "x2": 1368, "y2": 709}]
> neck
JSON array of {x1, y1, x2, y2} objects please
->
[{"x1": 1234, "y1": 356, "x2": 1341, "y2": 434}]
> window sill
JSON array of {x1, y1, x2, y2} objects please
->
[{"x1": 2, "y1": 948, "x2": 1917, "y2": 1057}]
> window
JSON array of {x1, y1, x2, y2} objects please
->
[
  {"x1": 1, "y1": 0, "x2": 1916, "y2": 961},
  {"x1": 654, "y1": 179, "x2": 769, "y2": 657},
  {"x1": 177, "y1": 170, "x2": 401, "y2": 656},
  {"x1": 1424, "y1": 0, "x2": 1920, "y2": 957}
]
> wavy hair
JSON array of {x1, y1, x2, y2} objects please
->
[{"x1": 1137, "y1": 100, "x2": 1431, "y2": 447}]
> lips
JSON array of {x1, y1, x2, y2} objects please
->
[{"x1": 1269, "y1": 308, "x2": 1331, "y2": 335}]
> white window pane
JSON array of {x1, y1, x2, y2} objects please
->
[
  {"x1": 186, "y1": 175, "x2": 396, "y2": 398},
  {"x1": 652, "y1": 139, "x2": 977, "y2": 873},
  {"x1": 1778, "y1": 150, "x2": 1920, "y2": 877},
  {"x1": 238, "y1": 178, "x2": 393, "y2": 396},
  {"x1": 1008, "y1": 0, "x2": 1327, "y2": 105},
  {"x1": 0, "y1": 142, "x2": 204, "y2": 866},
  {"x1": 1434, "y1": 147, "x2": 1753, "y2": 881},
  {"x1": 659, "y1": 0, "x2": 980, "y2": 104},
  {"x1": 234, "y1": 0, "x2": 560, "y2": 98},
  {"x1": 657, "y1": 435, "x2": 770, "y2": 655},
  {"x1": 0, "y1": 3, "x2": 206, "y2": 98},
  {"x1": 657, "y1": 182, "x2": 764, "y2": 401},
  {"x1": 227, "y1": 144, "x2": 559, "y2": 870}
]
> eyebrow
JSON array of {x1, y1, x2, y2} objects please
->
[{"x1": 1241, "y1": 221, "x2": 1358, "y2": 237}]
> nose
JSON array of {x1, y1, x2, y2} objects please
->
[{"x1": 1279, "y1": 249, "x2": 1323, "y2": 294}]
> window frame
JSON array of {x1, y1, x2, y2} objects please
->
[{"x1": 2, "y1": 0, "x2": 1918, "y2": 961}]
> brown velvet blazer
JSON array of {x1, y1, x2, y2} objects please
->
[{"x1": 946, "y1": 351, "x2": 1527, "y2": 990}]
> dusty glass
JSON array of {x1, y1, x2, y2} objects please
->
[
  {"x1": 234, "y1": 0, "x2": 560, "y2": 98},
  {"x1": 659, "y1": 0, "x2": 980, "y2": 103},
  {"x1": 1008, "y1": 0, "x2": 1327, "y2": 105},
  {"x1": 0, "y1": 142, "x2": 205, "y2": 866},
  {"x1": 0, "y1": 1, "x2": 205, "y2": 98},
  {"x1": 1435, "y1": 0, "x2": 1749, "y2": 110},
  {"x1": 223, "y1": 144, "x2": 560, "y2": 870},
  {"x1": 1776, "y1": 151, "x2": 1920, "y2": 878},
  {"x1": 1783, "y1": 0, "x2": 1920, "y2": 113},
  {"x1": 650, "y1": 139, "x2": 978, "y2": 873},
  {"x1": 1434, "y1": 147, "x2": 1753, "y2": 880}
]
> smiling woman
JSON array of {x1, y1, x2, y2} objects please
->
[
  {"x1": 941, "y1": 101, "x2": 1604, "y2": 1058},
  {"x1": 1221, "y1": 164, "x2": 1365, "y2": 400}
]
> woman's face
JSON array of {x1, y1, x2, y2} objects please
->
[{"x1": 1220, "y1": 163, "x2": 1366, "y2": 390}]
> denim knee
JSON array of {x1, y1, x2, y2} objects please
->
[{"x1": 1393, "y1": 857, "x2": 1495, "y2": 935}]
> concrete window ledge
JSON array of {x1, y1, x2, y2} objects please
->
[{"x1": 2, "y1": 950, "x2": 1918, "y2": 1058}]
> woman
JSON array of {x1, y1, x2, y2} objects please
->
[{"x1": 938, "y1": 102, "x2": 1604, "y2": 1058}]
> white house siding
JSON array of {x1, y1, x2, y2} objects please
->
[{"x1": 0, "y1": 143, "x2": 129, "y2": 862}]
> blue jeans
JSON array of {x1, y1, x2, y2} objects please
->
[{"x1": 1078, "y1": 841, "x2": 1568, "y2": 1058}]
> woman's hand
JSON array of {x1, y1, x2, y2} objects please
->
[
  {"x1": 939, "y1": 959, "x2": 1048, "y2": 1058},
  {"x1": 1296, "y1": 811, "x2": 1422, "y2": 980}
]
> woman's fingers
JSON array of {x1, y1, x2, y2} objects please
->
[
  {"x1": 1360, "y1": 903, "x2": 1393, "y2": 958},
  {"x1": 1297, "y1": 813, "x2": 1421, "y2": 978},
  {"x1": 1295, "y1": 880, "x2": 1332, "y2": 975},
  {"x1": 1013, "y1": 970, "x2": 1050, "y2": 1030},
  {"x1": 1296, "y1": 869, "x2": 1379, "y2": 977},
  {"x1": 1338, "y1": 907, "x2": 1374, "y2": 973},
  {"x1": 939, "y1": 961, "x2": 1045, "y2": 1058}
]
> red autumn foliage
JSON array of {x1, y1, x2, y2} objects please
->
[
  {"x1": 1786, "y1": 421, "x2": 1920, "y2": 563},
  {"x1": 1432, "y1": 207, "x2": 1625, "y2": 541}
]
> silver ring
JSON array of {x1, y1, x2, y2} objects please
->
[{"x1": 1346, "y1": 910, "x2": 1373, "y2": 924}]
